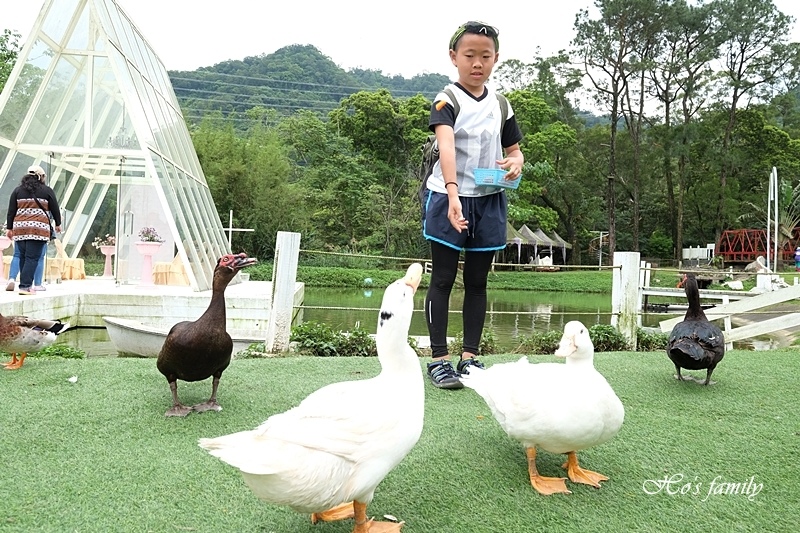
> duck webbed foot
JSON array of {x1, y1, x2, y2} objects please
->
[
  {"x1": 165, "y1": 404, "x2": 193, "y2": 417},
  {"x1": 3, "y1": 353, "x2": 26, "y2": 370},
  {"x1": 193, "y1": 400, "x2": 222, "y2": 413},
  {"x1": 165, "y1": 381, "x2": 192, "y2": 417},
  {"x1": 311, "y1": 501, "x2": 355, "y2": 523},
  {"x1": 193, "y1": 376, "x2": 223, "y2": 413},
  {"x1": 356, "y1": 519, "x2": 404, "y2": 532},
  {"x1": 3, "y1": 353, "x2": 19, "y2": 368},
  {"x1": 562, "y1": 451, "x2": 608, "y2": 488},
  {"x1": 351, "y1": 501, "x2": 403, "y2": 533},
  {"x1": 526, "y1": 447, "x2": 570, "y2": 495}
]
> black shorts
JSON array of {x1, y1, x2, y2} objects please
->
[{"x1": 422, "y1": 190, "x2": 507, "y2": 252}]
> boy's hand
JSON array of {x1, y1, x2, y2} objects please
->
[
  {"x1": 497, "y1": 155, "x2": 523, "y2": 180},
  {"x1": 448, "y1": 201, "x2": 468, "y2": 233}
]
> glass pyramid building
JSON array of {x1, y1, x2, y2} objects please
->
[{"x1": 0, "y1": 0, "x2": 230, "y2": 291}]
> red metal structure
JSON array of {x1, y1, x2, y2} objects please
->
[{"x1": 715, "y1": 228, "x2": 800, "y2": 264}]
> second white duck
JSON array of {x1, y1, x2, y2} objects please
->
[
  {"x1": 460, "y1": 320, "x2": 624, "y2": 495},
  {"x1": 199, "y1": 264, "x2": 425, "y2": 532}
]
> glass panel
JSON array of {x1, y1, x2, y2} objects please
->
[
  {"x1": 50, "y1": 55, "x2": 89, "y2": 147},
  {"x1": 143, "y1": 81, "x2": 169, "y2": 154},
  {"x1": 128, "y1": 67, "x2": 157, "y2": 149},
  {"x1": 91, "y1": 56, "x2": 119, "y2": 148},
  {"x1": 93, "y1": 0, "x2": 118, "y2": 46},
  {"x1": 64, "y1": 178, "x2": 105, "y2": 255},
  {"x1": 133, "y1": 30, "x2": 157, "y2": 87},
  {"x1": 110, "y1": 3, "x2": 132, "y2": 53},
  {"x1": 104, "y1": 1, "x2": 126, "y2": 50},
  {"x1": 153, "y1": 154, "x2": 206, "y2": 287},
  {"x1": 0, "y1": 152, "x2": 36, "y2": 224},
  {"x1": 174, "y1": 167, "x2": 216, "y2": 281},
  {"x1": 65, "y1": 2, "x2": 90, "y2": 50},
  {"x1": 41, "y1": 0, "x2": 75, "y2": 45},
  {"x1": 23, "y1": 55, "x2": 79, "y2": 145},
  {"x1": 116, "y1": 10, "x2": 146, "y2": 75},
  {"x1": 115, "y1": 156, "x2": 172, "y2": 285},
  {"x1": 156, "y1": 97, "x2": 180, "y2": 163},
  {"x1": 0, "y1": 40, "x2": 52, "y2": 140}
]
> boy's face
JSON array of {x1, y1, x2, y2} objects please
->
[{"x1": 449, "y1": 33, "x2": 499, "y2": 93}]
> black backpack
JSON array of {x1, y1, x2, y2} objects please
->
[{"x1": 418, "y1": 88, "x2": 510, "y2": 207}]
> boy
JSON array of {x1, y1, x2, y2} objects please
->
[{"x1": 422, "y1": 21, "x2": 524, "y2": 389}]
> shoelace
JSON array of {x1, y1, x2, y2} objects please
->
[
  {"x1": 458, "y1": 358, "x2": 484, "y2": 373},
  {"x1": 430, "y1": 361, "x2": 459, "y2": 380}
]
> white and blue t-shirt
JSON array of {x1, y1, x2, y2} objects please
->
[{"x1": 427, "y1": 82, "x2": 522, "y2": 197}]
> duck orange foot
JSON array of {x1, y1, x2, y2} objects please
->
[
  {"x1": 312, "y1": 502, "x2": 404, "y2": 532},
  {"x1": 356, "y1": 519, "x2": 404, "y2": 532},
  {"x1": 4, "y1": 354, "x2": 26, "y2": 370},
  {"x1": 311, "y1": 501, "x2": 355, "y2": 523},
  {"x1": 562, "y1": 451, "x2": 608, "y2": 488}
]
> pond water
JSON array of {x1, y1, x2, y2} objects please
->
[
  {"x1": 300, "y1": 287, "x2": 777, "y2": 351},
  {"x1": 58, "y1": 287, "x2": 779, "y2": 356}
]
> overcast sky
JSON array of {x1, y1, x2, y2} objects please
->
[{"x1": 5, "y1": 1, "x2": 800, "y2": 78}]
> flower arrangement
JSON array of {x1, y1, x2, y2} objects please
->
[
  {"x1": 138, "y1": 227, "x2": 165, "y2": 243},
  {"x1": 92, "y1": 234, "x2": 116, "y2": 248}
]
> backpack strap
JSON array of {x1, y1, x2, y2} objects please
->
[
  {"x1": 442, "y1": 87, "x2": 459, "y2": 118},
  {"x1": 444, "y1": 87, "x2": 508, "y2": 136},
  {"x1": 497, "y1": 93, "x2": 509, "y2": 136}
]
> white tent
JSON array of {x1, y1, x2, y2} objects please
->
[{"x1": 0, "y1": 0, "x2": 230, "y2": 290}]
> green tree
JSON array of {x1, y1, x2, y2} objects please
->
[
  {"x1": 191, "y1": 112, "x2": 303, "y2": 259},
  {"x1": 711, "y1": 0, "x2": 800, "y2": 240},
  {"x1": 573, "y1": 0, "x2": 647, "y2": 256},
  {"x1": 648, "y1": 0, "x2": 720, "y2": 259},
  {"x1": 0, "y1": 29, "x2": 19, "y2": 93}
]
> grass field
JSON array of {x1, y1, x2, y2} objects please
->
[{"x1": 1, "y1": 349, "x2": 798, "y2": 533}]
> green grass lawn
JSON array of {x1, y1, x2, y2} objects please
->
[{"x1": 1, "y1": 351, "x2": 798, "y2": 532}]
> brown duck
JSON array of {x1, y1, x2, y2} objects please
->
[
  {"x1": 156, "y1": 253, "x2": 257, "y2": 417},
  {"x1": 1, "y1": 314, "x2": 71, "y2": 370},
  {"x1": 667, "y1": 273, "x2": 725, "y2": 385}
]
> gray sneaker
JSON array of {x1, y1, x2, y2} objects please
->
[{"x1": 427, "y1": 360, "x2": 463, "y2": 389}]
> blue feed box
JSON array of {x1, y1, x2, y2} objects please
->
[{"x1": 474, "y1": 167, "x2": 521, "y2": 189}]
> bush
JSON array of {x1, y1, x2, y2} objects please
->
[
  {"x1": 23, "y1": 344, "x2": 85, "y2": 359},
  {"x1": 447, "y1": 329, "x2": 500, "y2": 356},
  {"x1": 516, "y1": 330, "x2": 562, "y2": 354},
  {"x1": 588, "y1": 324, "x2": 630, "y2": 351},
  {"x1": 289, "y1": 321, "x2": 376, "y2": 357},
  {"x1": 637, "y1": 328, "x2": 669, "y2": 351}
]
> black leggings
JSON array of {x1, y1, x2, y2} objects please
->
[{"x1": 425, "y1": 241, "x2": 495, "y2": 358}]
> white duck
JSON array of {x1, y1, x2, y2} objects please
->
[
  {"x1": 460, "y1": 320, "x2": 624, "y2": 495},
  {"x1": 199, "y1": 263, "x2": 424, "y2": 533}
]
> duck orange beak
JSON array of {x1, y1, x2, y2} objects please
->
[
  {"x1": 554, "y1": 335, "x2": 576, "y2": 357},
  {"x1": 404, "y1": 263, "x2": 423, "y2": 293}
]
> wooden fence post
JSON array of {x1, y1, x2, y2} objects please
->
[
  {"x1": 265, "y1": 231, "x2": 301, "y2": 353},
  {"x1": 611, "y1": 252, "x2": 641, "y2": 350}
]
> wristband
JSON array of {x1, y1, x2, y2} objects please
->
[{"x1": 445, "y1": 182, "x2": 458, "y2": 189}]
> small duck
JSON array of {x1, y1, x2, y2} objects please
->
[
  {"x1": 460, "y1": 321, "x2": 625, "y2": 495},
  {"x1": 156, "y1": 253, "x2": 257, "y2": 417},
  {"x1": 667, "y1": 273, "x2": 725, "y2": 385},
  {"x1": 199, "y1": 264, "x2": 424, "y2": 533},
  {"x1": 1, "y1": 313, "x2": 71, "y2": 370}
]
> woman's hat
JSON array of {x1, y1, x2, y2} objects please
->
[{"x1": 27, "y1": 165, "x2": 46, "y2": 179}]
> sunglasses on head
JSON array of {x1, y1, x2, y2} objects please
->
[{"x1": 450, "y1": 21, "x2": 500, "y2": 50}]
